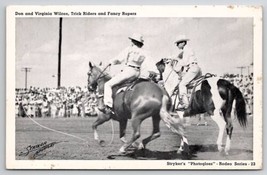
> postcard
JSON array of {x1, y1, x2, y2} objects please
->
[{"x1": 6, "y1": 5, "x2": 262, "y2": 169}]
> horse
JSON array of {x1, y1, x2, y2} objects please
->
[
  {"x1": 157, "y1": 59, "x2": 247, "y2": 155},
  {"x1": 87, "y1": 61, "x2": 186, "y2": 154}
]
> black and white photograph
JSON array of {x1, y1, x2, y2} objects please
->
[{"x1": 6, "y1": 5, "x2": 262, "y2": 169}]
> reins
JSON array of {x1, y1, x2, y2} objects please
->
[
  {"x1": 94, "y1": 64, "x2": 111, "y2": 83},
  {"x1": 164, "y1": 69, "x2": 174, "y2": 83},
  {"x1": 163, "y1": 59, "x2": 179, "y2": 83}
]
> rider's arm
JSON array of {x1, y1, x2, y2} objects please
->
[
  {"x1": 109, "y1": 47, "x2": 130, "y2": 65},
  {"x1": 139, "y1": 52, "x2": 159, "y2": 79},
  {"x1": 169, "y1": 49, "x2": 183, "y2": 61},
  {"x1": 183, "y1": 46, "x2": 197, "y2": 64}
]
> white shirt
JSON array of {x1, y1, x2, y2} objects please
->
[
  {"x1": 171, "y1": 45, "x2": 197, "y2": 66},
  {"x1": 109, "y1": 45, "x2": 146, "y2": 68},
  {"x1": 139, "y1": 55, "x2": 159, "y2": 79},
  {"x1": 170, "y1": 45, "x2": 197, "y2": 73},
  {"x1": 110, "y1": 45, "x2": 159, "y2": 79}
]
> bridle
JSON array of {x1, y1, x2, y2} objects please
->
[{"x1": 87, "y1": 64, "x2": 111, "y2": 92}]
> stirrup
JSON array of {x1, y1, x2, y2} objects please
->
[{"x1": 98, "y1": 105, "x2": 114, "y2": 114}]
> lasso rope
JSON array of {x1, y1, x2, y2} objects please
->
[
  {"x1": 164, "y1": 69, "x2": 173, "y2": 83},
  {"x1": 108, "y1": 119, "x2": 115, "y2": 146},
  {"x1": 27, "y1": 115, "x2": 88, "y2": 142},
  {"x1": 23, "y1": 106, "x2": 88, "y2": 142},
  {"x1": 22, "y1": 106, "x2": 115, "y2": 146}
]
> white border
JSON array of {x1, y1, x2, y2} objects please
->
[{"x1": 6, "y1": 5, "x2": 263, "y2": 169}]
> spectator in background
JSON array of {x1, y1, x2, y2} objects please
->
[
  {"x1": 72, "y1": 102, "x2": 78, "y2": 118},
  {"x1": 41, "y1": 96, "x2": 49, "y2": 117},
  {"x1": 50, "y1": 100, "x2": 57, "y2": 118},
  {"x1": 58, "y1": 101, "x2": 66, "y2": 118}
]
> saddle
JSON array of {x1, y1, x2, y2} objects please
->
[
  {"x1": 171, "y1": 73, "x2": 215, "y2": 112},
  {"x1": 112, "y1": 78, "x2": 150, "y2": 97},
  {"x1": 184, "y1": 74, "x2": 216, "y2": 116},
  {"x1": 186, "y1": 73, "x2": 215, "y2": 91},
  {"x1": 186, "y1": 74, "x2": 203, "y2": 90},
  {"x1": 172, "y1": 73, "x2": 215, "y2": 95}
]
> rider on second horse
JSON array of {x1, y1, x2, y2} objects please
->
[
  {"x1": 98, "y1": 33, "x2": 149, "y2": 114},
  {"x1": 168, "y1": 35, "x2": 202, "y2": 110}
]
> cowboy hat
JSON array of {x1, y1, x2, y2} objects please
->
[
  {"x1": 128, "y1": 33, "x2": 144, "y2": 44},
  {"x1": 174, "y1": 34, "x2": 190, "y2": 44}
]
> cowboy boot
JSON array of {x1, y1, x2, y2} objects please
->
[
  {"x1": 98, "y1": 105, "x2": 114, "y2": 114},
  {"x1": 177, "y1": 95, "x2": 189, "y2": 111},
  {"x1": 98, "y1": 102, "x2": 114, "y2": 114},
  {"x1": 98, "y1": 105, "x2": 114, "y2": 115},
  {"x1": 97, "y1": 95, "x2": 114, "y2": 115}
]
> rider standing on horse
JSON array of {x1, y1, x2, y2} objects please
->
[
  {"x1": 98, "y1": 33, "x2": 148, "y2": 114},
  {"x1": 170, "y1": 35, "x2": 202, "y2": 110}
]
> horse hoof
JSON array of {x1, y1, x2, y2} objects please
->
[
  {"x1": 218, "y1": 149, "x2": 224, "y2": 153},
  {"x1": 120, "y1": 137, "x2": 127, "y2": 143},
  {"x1": 177, "y1": 149, "x2": 183, "y2": 154},
  {"x1": 218, "y1": 146, "x2": 224, "y2": 152},
  {"x1": 99, "y1": 140, "x2": 105, "y2": 147},
  {"x1": 119, "y1": 146, "x2": 126, "y2": 154},
  {"x1": 131, "y1": 142, "x2": 139, "y2": 149},
  {"x1": 138, "y1": 142, "x2": 145, "y2": 150}
]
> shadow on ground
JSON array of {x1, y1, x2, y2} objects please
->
[
  {"x1": 107, "y1": 149, "x2": 190, "y2": 160},
  {"x1": 107, "y1": 144, "x2": 253, "y2": 160},
  {"x1": 188, "y1": 144, "x2": 253, "y2": 156}
]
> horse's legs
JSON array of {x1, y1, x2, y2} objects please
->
[
  {"x1": 92, "y1": 114, "x2": 111, "y2": 142},
  {"x1": 174, "y1": 113, "x2": 189, "y2": 154},
  {"x1": 177, "y1": 136, "x2": 189, "y2": 154},
  {"x1": 140, "y1": 115, "x2": 161, "y2": 149},
  {"x1": 119, "y1": 117, "x2": 142, "y2": 153},
  {"x1": 211, "y1": 109, "x2": 226, "y2": 152},
  {"x1": 225, "y1": 116, "x2": 233, "y2": 155},
  {"x1": 223, "y1": 89, "x2": 235, "y2": 155},
  {"x1": 197, "y1": 114, "x2": 207, "y2": 126},
  {"x1": 160, "y1": 103, "x2": 189, "y2": 154},
  {"x1": 119, "y1": 119, "x2": 128, "y2": 143}
]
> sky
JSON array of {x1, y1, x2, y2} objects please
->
[{"x1": 15, "y1": 17, "x2": 253, "y2": 88}]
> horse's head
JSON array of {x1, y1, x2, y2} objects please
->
[
  {"x1": 156, "y1": 58, "x2": 181, "y2": 95},
  {"x1": 156, "y1": 58, "x2": 179, "y2": 73},
  {"x1": 87, "y1": 61, "x2": 111, "y2": 93},
  {"x1": 87, "y1": 62, "x2": 100, "y2": 92},
  {"x1": 156, "y1": 59, "x2": 166, "y2": 74}
]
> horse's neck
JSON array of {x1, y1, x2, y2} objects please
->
[{"x1": 98, "y1": 75, "x2": 111, "y2": 94}]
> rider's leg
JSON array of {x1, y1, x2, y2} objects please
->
[
  {"x1": 102, "y1": 66, "x2": 139, "y2": 111},
  {"x1": 178, "y1": 65, "x2": 201, "y2": 109}
]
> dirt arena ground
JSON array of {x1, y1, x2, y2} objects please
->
[{"x1": 15, "y1": 116, "x2": 253, "y2": 160}]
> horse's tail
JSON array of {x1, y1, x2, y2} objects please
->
[
  {"x1": 160, "y1": 95, "x2": 184, "y2": 136},
  {"x1": 217, "y1": 79, "x2": 247, "y2": 128},
  {"x1": 234, "y1": 86, "x2": 247, "y2": 128}
]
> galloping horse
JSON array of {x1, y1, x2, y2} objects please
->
[
  {"x1": 87, "y1": 61, "x2": 185, "y2": 153},
  {"x1": 157, "y1": 59, "x2": 247, "y2": 155}
]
